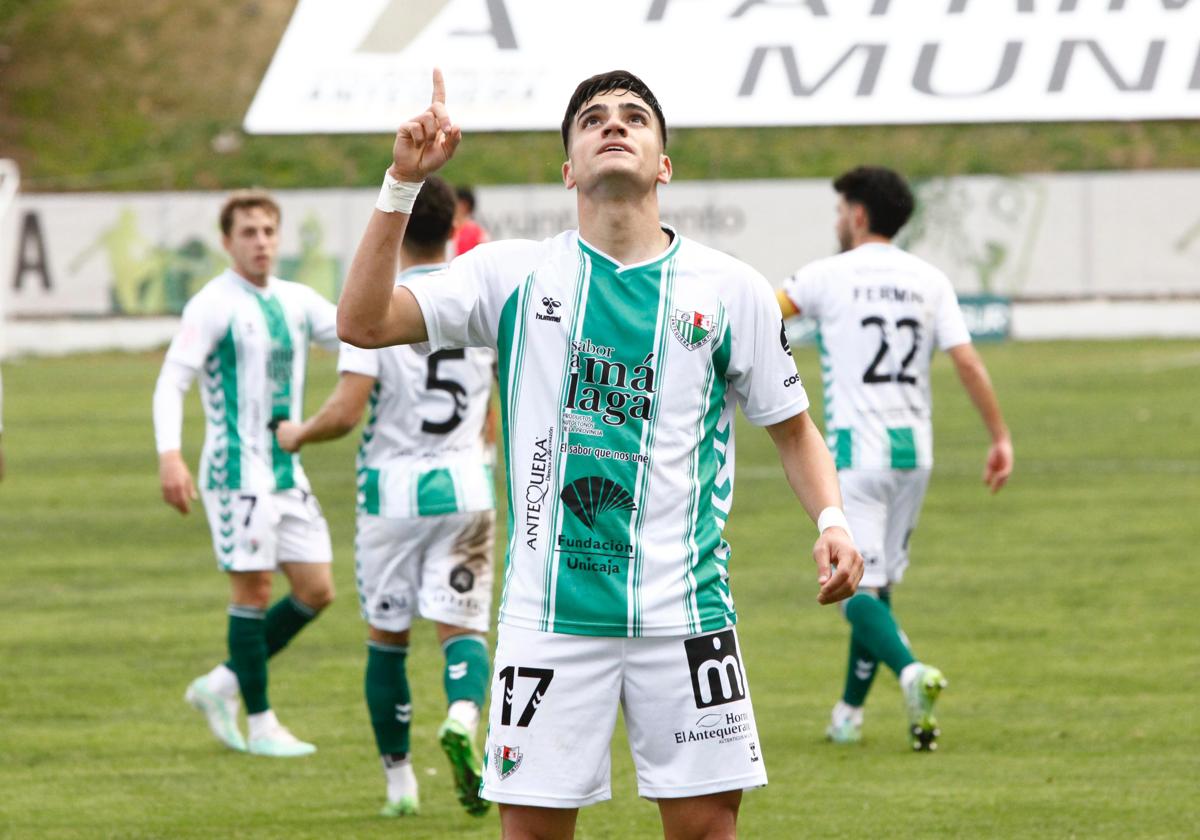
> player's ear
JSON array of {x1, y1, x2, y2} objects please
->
[
  {"x1": 562, "y1": 159, "x2": 576, "y2": 190},
  {"x1": 657, "y1": 154, "x2": 672, "y2": 186}
]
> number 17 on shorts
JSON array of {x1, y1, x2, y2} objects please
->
[{"x1": 480, "y1": 625, "x2": 769, "y2": 808}]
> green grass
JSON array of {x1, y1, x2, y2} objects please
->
[
  {"x1": 3, "y1": 2, "x2": 1200, "y2": 191},
  {"x1": 1, "y1": 340, "x2": 1198, "y2": 838}
]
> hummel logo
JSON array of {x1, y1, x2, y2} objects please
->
[
  {"x1": 535, "y1": 296, "x2": 563, "y2": 323},
  {"x1": 448, "y1": 663, "x2": 468, "y2": 680}
]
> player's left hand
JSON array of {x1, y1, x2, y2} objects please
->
[
  {"x1": 274, "y1": 420, "x2": 304, "y2": 453},
  {"x1": 814, "y1": 527, "x2": 863, "y2": 604}
]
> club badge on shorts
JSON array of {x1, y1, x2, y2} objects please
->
[{"x1": 494, "y1": 744, "x2": 523, "y2": 779}]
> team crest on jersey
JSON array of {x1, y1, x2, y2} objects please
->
[
  {"x1": 671, "y1": 309, "x2": 715, "y2": 351},
  {"x1": 494, "y1": 745, "x2": 523, "y2": 779}
]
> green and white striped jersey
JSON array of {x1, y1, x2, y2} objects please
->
[
  {"x1": 782, "y1": 243, "x2": 972, "y2": 471},
  {"x1": 403, "y1": 229, "x2": 808, "y2": 638},
  {"x1": 340, "y1": 265, "x2": 496, "y2": 519},
  {"x1": 165, "y1": 270, "x2": 339, "y2": 493}
]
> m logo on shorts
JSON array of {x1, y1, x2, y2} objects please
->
[{"x1": 684, "y1": 629, "x2": 747, "y2": 709}]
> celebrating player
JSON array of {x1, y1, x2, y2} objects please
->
[
  {"x1": 153, "y1": 190, "x2": 340, "y2": 757},
  {"x1": 273, "y1": 176, "x2": 497, "y2": 818},
  {"x1": 779, "y1": 166, "x2": 1013, "y2": 751},
  {"x1": 338, "y1": 69, "x2": 863, "y2": 840}
]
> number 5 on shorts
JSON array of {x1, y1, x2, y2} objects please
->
[{"x1": 496, "y1": 666, "x2": 555, "y2": 727}]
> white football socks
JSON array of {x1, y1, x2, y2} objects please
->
[
  {"x1": 382, "y1": 755, "x2": 418, "y2": 803},
  {"x1": 899, "y1": 662, "x2": 922, "y2": 692},
  {"x1": 247, "y1": 709, "x2": 280, "y2": 741},
  {"x1": 206, "y1": 663, "x2": 240, "y2": 697},
  {"x1": 447, "y1": 699, "x2": 480, "y2": 735}
]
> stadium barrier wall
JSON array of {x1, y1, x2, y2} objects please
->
[{"x1": 3, "y1": 171, "x2": 1199, "y2": 356}]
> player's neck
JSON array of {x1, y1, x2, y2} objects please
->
[
  {"x1": 853, "y1": 233, "x2": 892, "y2": 249},
  {"x1": 576, "y1": 193, "x2": 669, "y2": 266},
  {"x1": 400, "y1": 248, "x2": 447, "y2": 271},
  {"x1": 231, "y1": 266, "x2": 270, "y2": 288}
]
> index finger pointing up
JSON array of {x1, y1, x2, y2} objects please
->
[{"x1": 431, "y1": 67, "x2": 446, "y2": 105}]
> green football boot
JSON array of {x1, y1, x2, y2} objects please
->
[
  {"x1": 902, "y1": 664, "x2": 947, "y2": 752},
  {"x1": 380, "y1": 794, "x2": 419, "y2": 818},
  {"x1": 438, "y1": 717, "x2": 490, "y2": 817}
]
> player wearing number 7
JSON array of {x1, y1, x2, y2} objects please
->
[
  {"x1": 274, "y1": 176, "x2": 497, "y2": 818},
  {"x1": 779, "y1": 166, "x2": 1014, "y2": 751},
  {"x1": 153, "y1": 190, "x2": 341, "y2": 758}
]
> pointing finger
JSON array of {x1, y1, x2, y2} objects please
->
[
  {"x1": 430, "y1": 100, "x2": 452, "y2": 133},
  {"x1": 431, "y1": 66, "x2": 446, "y2": 105}
]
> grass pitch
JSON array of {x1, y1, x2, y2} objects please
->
[{"x1": 0, "y1": 340, "x2": 1197, "y2": 838}]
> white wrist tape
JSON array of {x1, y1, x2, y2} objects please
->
[
  {"x1": 817, "y1": 506, "x2": 852, "y2": 537},
  {"x1": 376, "y1": 172, "x2": 424, "y2": 214}
]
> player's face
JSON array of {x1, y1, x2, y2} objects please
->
[
  {"x1": 223, "y1": 206, "x2": 280, "y2": 284},
  {"x1": 562, "y1": 91, "x2": 671, "y2": 196},
  {"x1": 835, "y1": 195, "x2": 856, "y2": 253}
]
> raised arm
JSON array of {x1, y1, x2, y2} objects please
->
[
  {"x1": 947, "y1": 343, "x2": 1013, "y2": 494},
  {"x1": 766, "y1": 410, "x2": 864, "y2": 605},
  {"x1": 338, "y1": 68, "x2": 463, "y2": 349}
]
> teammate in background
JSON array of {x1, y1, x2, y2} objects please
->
[
  {"x1": 452, "y1": 185, "x2": 489, "y2": 256},
  {"x1": 153, "y1": 190, "x2": 340, "y2": 758},
  {"x1": 273, "y1": 176, "x2": 497, "y2": 819},
  {"x1": 337, "y1": 68, "x2": 863, "y2": 840},
  {"x1": 778, "y1": 166, "x2": 1013, "y2": 751}
]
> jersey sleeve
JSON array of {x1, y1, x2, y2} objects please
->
[
  {"x1": 164, "y1": 292, "x2": 225, "y2": 372},
  {"x1": 337, "y1": 342, "x2": 381, "y2": 378},
  {"x1": 401, "y1": 240, "x2": 535, "y2": 352},
  {"x1": 727, "y1": 270, "x2": 811, "y2": 426},
  {"x1": 781, "y1": 262, "x2": 825, "y2": 319},
  {"x1": 303, "y1": 286, "x2": 341, "y2": 351},
  {"x1": 933, "y1": 273, "x2": 972, "y2": 351}
]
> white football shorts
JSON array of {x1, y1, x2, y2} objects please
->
[
  {"x1": 201, "y1": 487, "x2": 332, "y2": 572},
  {"x1": 838, "y1": 468, "x2": 932, "y2": 589},
  {"x1": 355, "y1": 510, "x2": 495, "y2": 633},
  {"x1": 481, "y1": 624, "x2": 768, "y2": 808}
]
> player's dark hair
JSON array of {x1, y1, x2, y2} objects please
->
[
  {"x1": 405, "y1": 175, "x2": 457, "y2": 255},
  {"x1": 561, "y1": 70, "x2": 667, "y2": 153},
  {"x1": 219, "y1": 189, "x2": 281, "y2": 236},
  {"x1": 455, "y1": 185, "x2": 476, "y2": 214},
  {"x1": 833, "y1": 166, "x2": 914, "y2": 239}
]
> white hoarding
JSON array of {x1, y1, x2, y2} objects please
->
[
  {"x1": 7, "y1": 170, "x2": 1200, "y2": 323},
  {"x1": 245, "y1": 0, "x2": 1200, "y2": 134}
]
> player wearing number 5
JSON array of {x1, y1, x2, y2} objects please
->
[
  {"x1": 779, "y1": 166, "x2": 1013, "y2": 751},
  {"x1": 153, "y1": 190, "x2": 340, "y2": 757},
  {"x1": 274, "y1": 176, "x2": 497, "y2": 818}
]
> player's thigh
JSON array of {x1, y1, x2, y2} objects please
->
[
  {"x1": 883, "y1": 469, "x2": 932, "y2": 584},
  {"x1": 274, "y1": 489, "x2": 333, "y2": 563},
  {"x1": 481, "y1": 625, "x2": 622, "y2": 808},
  {"x1": 838, "y1": 470, "x2": 890, "y2": 588},
  {"x1": 200, "y1": 487, "x2": 280, "y2": 572},
  {"x1": 623, "y1": 627, "x2": 767, "y2": 801},
  {"x1": 355, "y1": 513, "x2": 424, "y2": 633},
  {"x1": 415, "y1": 510, "x2": 495, "y2": 633}
]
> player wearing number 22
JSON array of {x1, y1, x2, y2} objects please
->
[
  {"x1": 153, "y1": 190, "x2": 340, "y2": 757},
  {"x1": 274, "y1": 176, "x2": 497, "y2": 819},
  {"x1": 779, "y1": 167, "x2": 1014, "y2": 751},
  {"x1": 338, "y1": 67, "x2": 864, "y2": 840}
]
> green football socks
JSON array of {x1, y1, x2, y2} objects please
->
[
  {"x1": 842, "y1": 632, "x2": 879, "y2": 706},
  {"x1": 263, "y1": 595, "x2": 318, "y2": 657},
  {"x1": 442, "y1": 634, "x2": 489, "y2": 708},
  {"x1": 365, "y1": 641, "x2": 412, "y2": 756},
  {"x1": 227, "y1": 605, "x2": 270, "y2": 714},
  {"x1": 843, "y1": 590, "x2": 916, "y2": 680}
]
